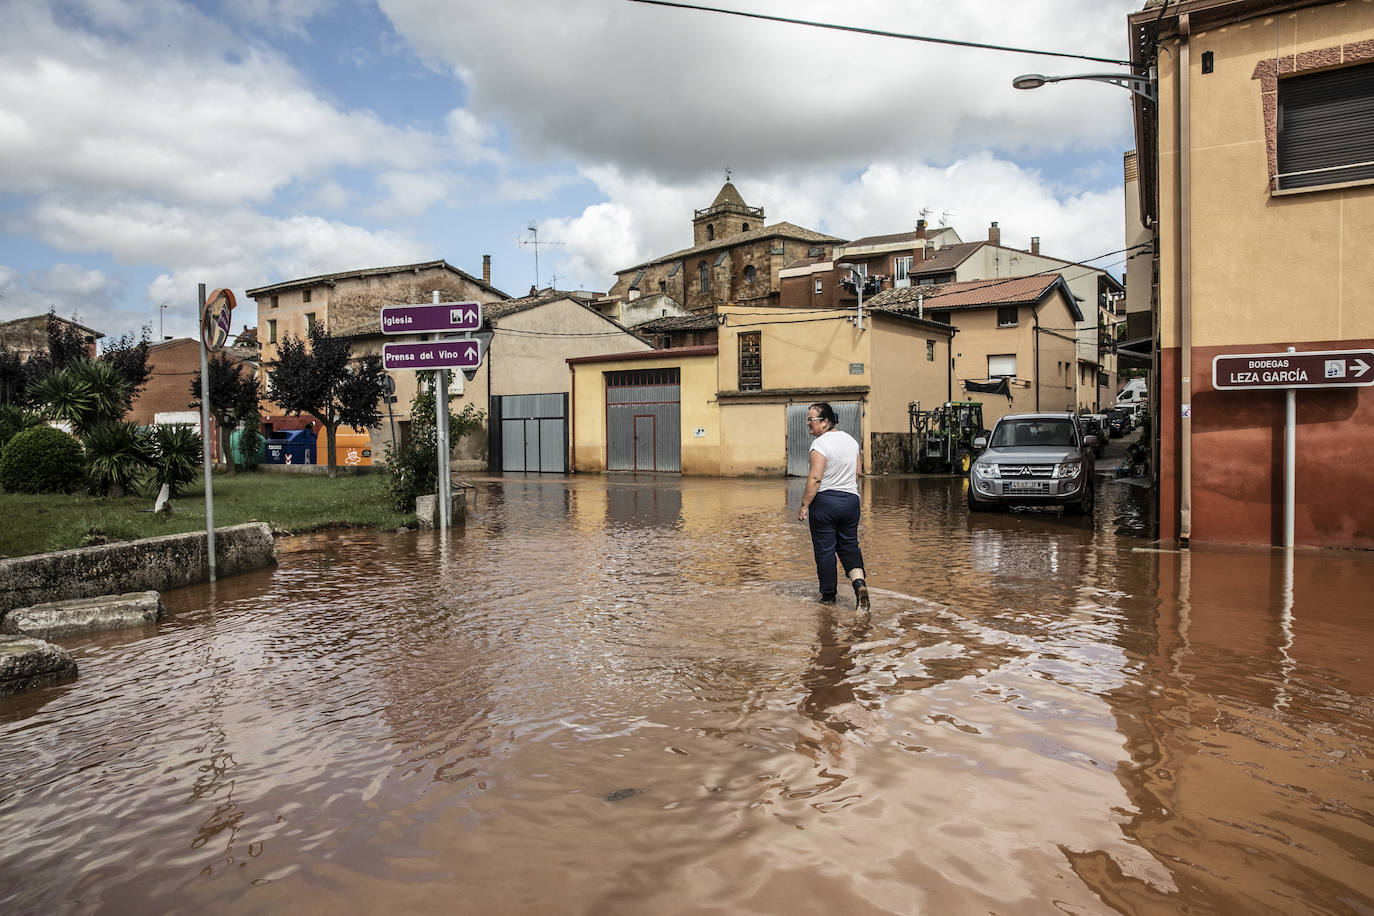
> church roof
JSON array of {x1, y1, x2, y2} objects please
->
[
  {"x1": 711, "y1": 181, "x2": 747, "y2": 209},
  {"x1": 617, "y1": 222, "x2": 846, "y2": 275}
]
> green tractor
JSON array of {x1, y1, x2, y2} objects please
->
[{"x1": 909, "y1": 401, "x2": 986, "y2": 474}]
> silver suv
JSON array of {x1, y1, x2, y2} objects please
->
[{"x1": 967, "y1": 413, "x2": 1098, "y2": 514}]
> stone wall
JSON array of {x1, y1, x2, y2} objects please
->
[
  {"x1": 870, "y1": 432, "x2": 913, "y2": 475},
  {"x1": 0, "y1": 523, "x2": 276, "y2": 616}
]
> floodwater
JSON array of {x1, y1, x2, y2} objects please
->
[{"x1": 2, "y1": 474, "x2": 1372, "y2": 915}]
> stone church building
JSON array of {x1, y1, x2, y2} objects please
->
[{"x1": 605, "y1": 182, "x2": 844, "y2": 316}]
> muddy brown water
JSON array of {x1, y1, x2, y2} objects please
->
[{"x1": 2, "y1": 475, "x2": 1371, "y2": 914}]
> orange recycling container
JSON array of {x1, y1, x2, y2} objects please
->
[{"x1": 333, "y1": 431, "x2": 373, "y2": 467}]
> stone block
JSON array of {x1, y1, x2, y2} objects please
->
[
  {"x1": 415, "y1": 493, "x2": 465, "y2": 530},
  {"x1": 2, "y1": 591, "x2": 164, "y2": 639},
  {"x1": 0, "y1": 635, "x2": 77, "y2": 694}
]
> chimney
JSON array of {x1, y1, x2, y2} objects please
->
[
  {"x1": 915, "y1": 219, "x2": 929, "y2": 264},
  {"x1": 915, "y1": 219, "x2": 927, "y2": 238},
  {"x1": 1030, "y1": 236, "x2": 1040, "y2": 256},
  {"x1": 988, "y1": 221, "x2": 1001, "y2": 245},
  {"x1": 482, "y1": 254, "x2": 491, "y2": 285}
]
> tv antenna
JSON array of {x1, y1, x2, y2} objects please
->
[
  {"x1": 918, "y1": 207, "x2": 932, "y2": 223},
  {"x1": 939, "y1": 209, "x2": 954, "y2": 227},
  {"x1": 519, "y1": 223, "x2": 564, "y2": 291}
]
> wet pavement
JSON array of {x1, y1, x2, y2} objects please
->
[{"x1": 1, "y1": 467, "x2": 1371, "y2": 914}]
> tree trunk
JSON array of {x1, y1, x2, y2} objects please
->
[{"x1": 325, "y1": 422, "x2": 338, "y2": 479}]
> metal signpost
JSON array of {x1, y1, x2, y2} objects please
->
[
  {"x1": 381, "y1": 298, "x2": 485, "y2": 531},
  {"x1": 1212, "y1": 347, "x2": 1374, "y2": 547},
  {"x1": 198, "y1": 285, "x2": 236, "y2": 582}
]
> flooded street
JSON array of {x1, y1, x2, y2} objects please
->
[{"x1": 2, "y1": 474, "x2": 1372, "y2": 914}]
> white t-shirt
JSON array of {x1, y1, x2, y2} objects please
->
[{"x1": 810, "y1": 429, "x2": 860, "y2": 495}]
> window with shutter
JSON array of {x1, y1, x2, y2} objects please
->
[{"x1": 1277, "y1": 62, "x2": 1374, "y2": 190}]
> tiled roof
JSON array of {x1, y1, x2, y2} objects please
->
[
  {"x1": 868, "y1": 274, "x2": 1083, "y2": 321},
  {"x1": 911, "y1": 241, "x2": 984, "y2": 275},
  {"x1": 618, "y1": 221, "x2": 845, "y2": 274},
  {"x1": 633, "y1": 314, "x2": 719, "y2": 333},
  {"x1": 245, "y1": 259, "x2": 510, "y2": 300}
]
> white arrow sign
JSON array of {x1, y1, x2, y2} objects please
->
[{"x1": 1353, "y1": 358, "x2": 1370, "y2": 378}]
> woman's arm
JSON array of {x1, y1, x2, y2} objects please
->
[{"x1": 799, "y1": 450, "x2": 827, "y2": 521}]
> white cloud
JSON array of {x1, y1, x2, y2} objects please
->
[
  {"x1": 0, "y1": 2, "x2": 444, "y2": 208},
  {"x1": 371, "y1": 170, "x2": 461, "y2": 220},
  {"x1": 542, "y1": 154, "x2": 1128, "y2": 292},
  {"x1": 381, "y1": 0, "x2": 1140, "y2": 178}
]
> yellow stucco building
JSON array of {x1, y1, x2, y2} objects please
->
[
  {"x1": 568, "y1": 306, "x2": 955, "y2": 476},
  {"x1": 1130, "y1": 0, "x2": 1374, "y2": 548}
]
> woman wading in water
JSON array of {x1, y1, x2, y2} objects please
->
[{"x1": 797, "y1": 402, "x2": 870, "y2": 611}]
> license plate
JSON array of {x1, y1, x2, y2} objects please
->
[{"x1": 1008, "y1": 480, "x2": 1043, "y2": 491}]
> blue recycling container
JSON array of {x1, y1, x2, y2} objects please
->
[{"x1": 264, "y1": 427, "x2": 316, "y2": 465}]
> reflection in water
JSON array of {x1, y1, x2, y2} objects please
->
[{"x1": 1, "y1": 475, "x2": 1371, "y2": 914}]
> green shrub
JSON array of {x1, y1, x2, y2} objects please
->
[
  {"x1": 383, "y1": 385, "x2": 484, "y2": 511},
  {"x1": 83, "y1": 421, "x2": 153, "y2": 497},
  {"x1": 0, "y1": 425, "x2": 85, "y2": 493},
  {"x1": 0, "y1": 404, "x2": 43, "y2": 453},
  {"x1": 235, "y1": 422, "x2": 264, "y2": 468}
]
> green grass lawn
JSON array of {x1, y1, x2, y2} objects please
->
[{"x1": 0, "y1": 471, "x2": 413, "y2": 558}]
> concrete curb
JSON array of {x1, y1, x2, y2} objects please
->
[{"x1": 0, "y1": 523, "x2": 276, "y2": 618}]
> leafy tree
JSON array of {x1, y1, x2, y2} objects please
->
[
  {"x1": 44, "y1": 310, "x2": 94, "y2": 372},
  {"x1": 191, "y1": 352, "x2": 261, "y2": 476},
  {"x1": 0, "y1": 346, "x2": 27, "y2": 406},
  {"x1": 267, "y1": 323, "x2": 385, "y2": 478},
  {"x1": 99, "y1": 330, "x2": 152, "y2": 414},
  {"x1": 383, "y1": 375, "x2": 485, "y2": 511}
]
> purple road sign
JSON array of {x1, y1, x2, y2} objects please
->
[
  {"x1": 383, "y1": 339, "x2": 481, "y2": 371},
  {"x1": 380, "y1": 301, "x2": 482, "y2": 334}
]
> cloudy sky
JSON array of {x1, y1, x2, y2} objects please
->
[{"x1": 0, "y1": 0, "x2": 1143, "y2": 343}]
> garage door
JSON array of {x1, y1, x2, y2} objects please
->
[
  {"x1": 786, "y1": 401, "x2": 863, "y2": 476},
  {"x1": 493, "y1": 393, "x2": 567, "y2": 473},
  {"x1": 607, "y1": 368, "x2": 680, "y2": 472}
]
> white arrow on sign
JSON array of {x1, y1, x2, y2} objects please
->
[{"x1": 1353, "y1": 358, "x2": 1370, "y2": 378}]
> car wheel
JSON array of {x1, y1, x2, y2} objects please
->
[
  {"x1": 1066, "y1": 483, "x2": 1095, "y2": 516},
  {"x1": 967, "y1": 485, "x2": 991, "y2": 513}
]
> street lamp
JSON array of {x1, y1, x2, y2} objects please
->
[
  {"x1": 1012, "y1": 71, "x2": 1156, "y2": 103},
  {"x1": 837, "y1": 262, "x2": 867, "y2": 330}
]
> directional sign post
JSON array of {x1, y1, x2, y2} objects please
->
[
  {"x1": 1211, "y1": 347, "x2": 1374, "y2": 547},
  {"x1": 1212, "y1": 348, "x2": 1374, "y2": 391},
  {"x1": 381, "y1": 298, "x2": 488, "y2": 532}
]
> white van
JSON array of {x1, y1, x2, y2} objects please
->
[{"x1": 1115, "y1": 378, "x2": 1147, "y2": 407}]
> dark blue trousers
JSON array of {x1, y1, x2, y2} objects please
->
[{"x1": 808, "y1": 490, "x2": 864, "y2": 598}]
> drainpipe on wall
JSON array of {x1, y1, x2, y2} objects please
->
[
  {"x1": 1179, "y1": 13, "x2": 1194, "y2": 546},
  {"x1": 1034, "y1": 307, "x2": 1042, "y2": 411}
]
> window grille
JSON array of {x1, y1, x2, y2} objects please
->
[{"x1": 738, "y1": 332, "x2": 762, "y2": 391}]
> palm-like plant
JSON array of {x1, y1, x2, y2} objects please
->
[
  {"x1": 83, "y1": 421, "x2": 153, "y2": 497},
  {"x1": 147, "y1": 424, "x2": 202, "y2": 510},
  {"x1": 30, "y1": 359, "x2": 131, "y2": 437}
]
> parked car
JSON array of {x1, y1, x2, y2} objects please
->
[
  {"x1": 967, "y1": 413, "x2": 1098, "y2": 514},
  {"x1": 1103, "y1": 408, "x2": 1131, "y2": 437},
  {"x1": 1077, "y1": 413, "x2": 1108, "y2": 456}
]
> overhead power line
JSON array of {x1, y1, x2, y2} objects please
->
[{"x1": 626, "y1": 0, "x2": 1134, "y2": 68}]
